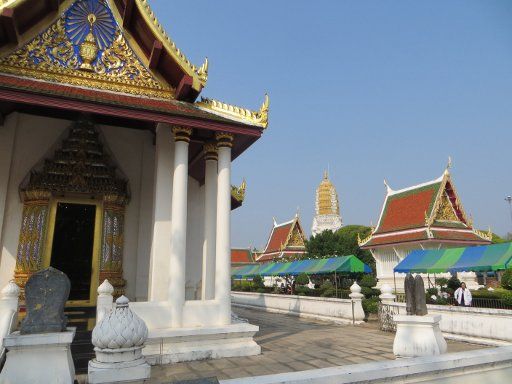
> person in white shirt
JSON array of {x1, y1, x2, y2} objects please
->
[{"x1": 454, "y1": 282, "x2": 472, "y2": 306}]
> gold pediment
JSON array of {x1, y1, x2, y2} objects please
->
[
  {"x1": 0, "y1": 0, "x2": 173, "y2": 98},
  {"x1": 435, "y1": 192, "x2": 459, "y2": 222}
]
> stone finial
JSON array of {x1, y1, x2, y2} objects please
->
[
  {"x1": 1, "y1": 281, "x2": 20, "y2": 299},
  {"x1": 89, "y1": 296, "x2": 151, "y2": 382},
  {"x1": 92, "y1": 296, "x2": 148, "y2": 355},
  {"x1": 98, "y1": 279, "x2": 114, "y2": 296},
  {"x1": 349, "y1": 282, "x2": 364, "y2": 300},
  {"x1": 379, "y1": 283, "x2": 396, "y2": 303}
]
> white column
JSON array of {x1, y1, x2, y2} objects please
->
[
  {"x1": 215, "y1": 133, "x2": 234, "y2": 325},
  {"x1": 169, "y1": 127, "x2": 192, "y2": 328},
  {"x1": 202, "y1": 143, "x2": 217, "y2": 300},
  {"x1": 148, "y1": 123, "x2": 173, "y2": 301}
]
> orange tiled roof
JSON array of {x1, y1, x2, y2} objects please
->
[
  {"x1": 375, "y1": 182, "x2": 441, "y2": 234},
  {"x1": 231, "y1": 248, "x2": 254, "y2": 264}
]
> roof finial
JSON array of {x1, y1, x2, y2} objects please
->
[
  {"x1": 323, "y1": 169, "x2": 328, "y2": 180},
  {"x1": 445, "y1": 156, "x2": 452, "y2": 175},
  {"x1": 296, "y1": 206, "x2": 300, "y2": 218},
  {"x1": 272, "y1": 216, "x2": 277, "y2": 227},
  {"x1": 384, "y1": 179, "x2": 392, "y2": 193}
]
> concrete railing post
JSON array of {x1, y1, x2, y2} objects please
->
[
  {"x1": 96, "y1": 279, "x2": 114, "y2": 324},
  {"x1": 349, "y1": 282, "x2": 365, "y2": 322},
  {"x1": 379, "y1": 283, "x2": 396, "y2": 304}
]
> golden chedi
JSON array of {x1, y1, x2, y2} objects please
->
[{"x1": 311, "y1": 171, "x2": 343, "y2": 236}]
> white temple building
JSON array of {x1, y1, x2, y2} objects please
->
[
  {"x1": 0, "y1": 0, "x2": 267, "y2": 363},
  {"x1": 311, "y1": 171, "x2": 343, "y2": 236}
]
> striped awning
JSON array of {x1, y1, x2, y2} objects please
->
[
  {"x1": 231, "y1": 255, "x2": 372, "y2": 278},
  {"x1": 394, "y1": 242, "x2": 512, "y2": 274}
]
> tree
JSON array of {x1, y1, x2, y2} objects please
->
[{"x1": 305, "y1": 225, "x2": 375, "y2": 273}]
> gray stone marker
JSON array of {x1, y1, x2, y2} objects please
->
[
  {"x1": 404, "y1": 273, "x2": 427, "y2": 316},
  {"x1": 20, "y1": 267, "x2": 71, "y2": 334},
  {"x1": 414, "y1": 274, "x2": 428, "y2": 316}
]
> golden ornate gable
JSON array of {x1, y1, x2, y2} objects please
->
[
  {"x1": 286, "y1": 218, "x2": 306, "y2": 248},
  {"x1": 435, "y1": 192, "x2": 459, "y2": 222},
  {"x1": 0, "y1": 0, "x2": 173, "y2": 98}
]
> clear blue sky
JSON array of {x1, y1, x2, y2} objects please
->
[{"x1": 151, "y1": 0, "x2": 512, "y2": 248}]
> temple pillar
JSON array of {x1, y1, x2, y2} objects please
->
[
  {"x1": 169, "y1": 127, "x2": 192, "y2": 328},
  {"x1": 202, "y1": 143, "x2": 217, "y2": 300},
  {"x1": 215, "y1": 133, "x2": 233, "y2": 325},
  {"x1": 148, "y1": 123, "x2": 173, "y2": 301}
]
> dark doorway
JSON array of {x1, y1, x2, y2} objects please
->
[{"x1": 50, "y1": 203, "x2": 96, "y2": 301}]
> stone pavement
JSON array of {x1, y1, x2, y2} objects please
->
[{"x1": 149, "y1": 307, "x2": 485, "y2": 383}]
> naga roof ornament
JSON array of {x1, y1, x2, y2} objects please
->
[{"x1": 196, "y1": 94, "x2": 269, "y2": 128}]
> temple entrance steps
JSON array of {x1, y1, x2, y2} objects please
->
[{"x1": 65, "y1": 306, "x2": 96, "y2": 374}]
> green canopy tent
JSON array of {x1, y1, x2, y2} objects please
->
[
  {"x1": 231, "y1": 255, "x2": 372, "y2": 296},
  {"x1": 393, "y1": 242, "x2": 512, "y2": 291}
]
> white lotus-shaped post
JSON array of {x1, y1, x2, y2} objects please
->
[{"x1": 88, "y1": 296, "x2": 150, "y2": 383}]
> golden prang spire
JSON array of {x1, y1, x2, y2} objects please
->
[{"x1": 316, "y1": 170, "x2": 340, "y2": 216}]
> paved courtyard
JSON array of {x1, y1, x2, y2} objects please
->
[{"x1": 149, "y1": 307, "x2": 485, "y2": 383}]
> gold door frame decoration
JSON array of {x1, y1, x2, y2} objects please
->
[
  {"x1": 42, "y1": 198, "x2": 103, "y2": 306},
  {"x1": 14, "y1": 119, "x2": 130, "y2": 302}
]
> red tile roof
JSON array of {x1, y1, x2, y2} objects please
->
[
  {"x1": 363, "y1": 231, "x2": 429, "y2": 247},
  {"x1": 376, "y1": 182, "x2": 441, "y2": 234},
  {"x1": 265, "y1": 222, "x2": 294, "y2": 254},
  {"x1": 361, "y1": 172, "x2": 492, "y2": 248},
  {"x1": 431, "y1": 229, "x2": 488, "y2": 242},
  {"x1": 231, "y1": 248, "x2": 254, "y2": 264}
]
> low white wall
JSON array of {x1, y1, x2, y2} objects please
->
[
  {"x1": 231, "y1": 292, "x2": 365, "y2": 324},
  {"x1": 386, "y1": 302, "x2": 512, "y2": 345},
  {"x1": 220, "y1": 346, "x2": 512, "y2": 384}
]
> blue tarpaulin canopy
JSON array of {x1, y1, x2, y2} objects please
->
[
  {"x1": 231, "y1": 255, "x2": 372, "y2": 278},
  {"x1": 394, "y1": 242, "x2": 512, "y2": 274}
]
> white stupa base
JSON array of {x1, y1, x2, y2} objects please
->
[
  {"x1": 0, "y1": 328, "x2": 75, "y2": 384},
  {"x1": 393, "y1": 315, "x2": 447, "y2": 358},
  {"x1": 143, "y1": 322, "x2": 261, "y2": 365}
]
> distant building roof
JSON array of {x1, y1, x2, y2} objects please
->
[
  {"x1": 255, "y1": 215, "x2": 307, "y2": 262},
  {"x1": 359, "y1": 165, "x2": 492, "y2": 249},
  {"x1": 231, "y1": 248, "x2": 256, "y2": 265}
]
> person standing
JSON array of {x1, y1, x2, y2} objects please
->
[{"x1": 454, "y1": 282, "x2": 472, "y2": 306}]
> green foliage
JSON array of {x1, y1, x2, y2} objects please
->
[
  {"x1": 501, "y1": 269, "x2": 512, "y2": 290},
  {"x1": 252, "y1": 275, "x2": 264, "y2": 289},
  {"x1": 435, "y1": 277, "x2": 449, "y2": 289},
  {"x1": 360, "y1": 275, "x2": 377, "y2": 288},
  {"x1": 256, "y1": 288, "x2": 266, "y2": 293},
  {"x1": 447, "y1": 275, "x2": 461, "y2": 291},
  {"x1": 426, "y1": 287, "x2": 439, "y2": 297},
  {"x1": 361, "y1": 286, "x2": 380, "y2": 299},
  {"x1": 295, "y1": 286, "x2": 315, "y2": 296},
  {"x1": 502, "y1": 291, "x2": 512, "y2": 307},
  {"x1": 319, "y1": 280, "x2": 335, "y2": 297},
  {"x1": 295, "y1": 273, "x2": 310, "y2": 286},
  {"x1": 305, "y1": 225, "x2": 375, "y2": 273},
  {"x1": 362, "y1": 298, "x2": 379, "y2": 315}
]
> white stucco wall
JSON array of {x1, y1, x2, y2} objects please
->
[
  {"x1": 0, "y1": 113, "x2": 208, "y2": 303},
  {"x1": 0, "y1": 113, "x2": 70, "y2": 287}
]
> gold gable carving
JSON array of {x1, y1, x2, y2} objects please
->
[
  {"x1": 288, "y1": 226, "x2": 305, "y2": 247},
  {"x1": 0, "y1": 8, "x2": 173, "y2": 98},
  {"x1": 435, "y1": 193, "x2": 459, "y2": 222}
]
